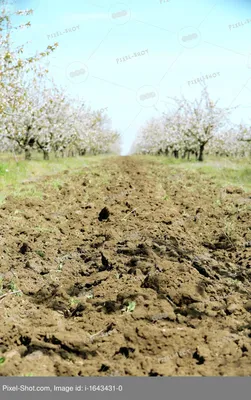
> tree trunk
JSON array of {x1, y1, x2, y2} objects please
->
[
  {"x1": 25, "y1": 148, "x2": 31, "y2": 160},
  {"x1": 43, "y1": 151, "x2": 49, "y2": 160},
  {"x1": 187, "y1": 151, "x2": 190, "y2": 160},
  {"x1": 198, "y1": 143, "x2": 205, "y2": 162}
]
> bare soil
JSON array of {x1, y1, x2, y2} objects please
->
[{"x1": 0, "y1": 156, "x2": 251, "y2": 376}]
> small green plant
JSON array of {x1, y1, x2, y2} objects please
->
[
  {"x1": 8, "y1": 281, "x2": 17, "y2": 291},
  {"x1": 52, "y1": 180, "x2": 63, "y2": 189},
  {"x1": 215, "y1": 199, "x2": 222, "y2": 206},
  {"x1": 69, "y1": 298, "x2": 80, "y2": 306},
  {"x1": 8, "y1": 281, "x2": 21, "y2": 296},
  {"x1": 0, "y1": 357, "x2": 5, "y2": 365},
  {"x1": 0, "y1": 163, "x2": 8, "y2": 176},
  {"x1": 57, "y1": 262, "x2": 63, "y2": 271},
  {"x1": 123, "y1": 301, "x2": 136, "y2": 313},
  {"x1": 84, "y1": 291, "x2": 94, "y2": 299},
  {"x1": 36, "y1": 250, "x2": 45, "y2": 258}
]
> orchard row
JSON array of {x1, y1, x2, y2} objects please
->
[
  {"x1": 132, "y1": 88, "x2": 251, "y2": 161},
  {"x1": 0, "y1": 4, "x2": 121, "y2": 160}
]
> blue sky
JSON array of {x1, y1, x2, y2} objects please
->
[{"x1": 8, "y1": 0, "x2": 251, "y2": 154}]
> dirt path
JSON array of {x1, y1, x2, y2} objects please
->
[{"x1": 0, "y1": 156, "x2": 251, "y2": 376}]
